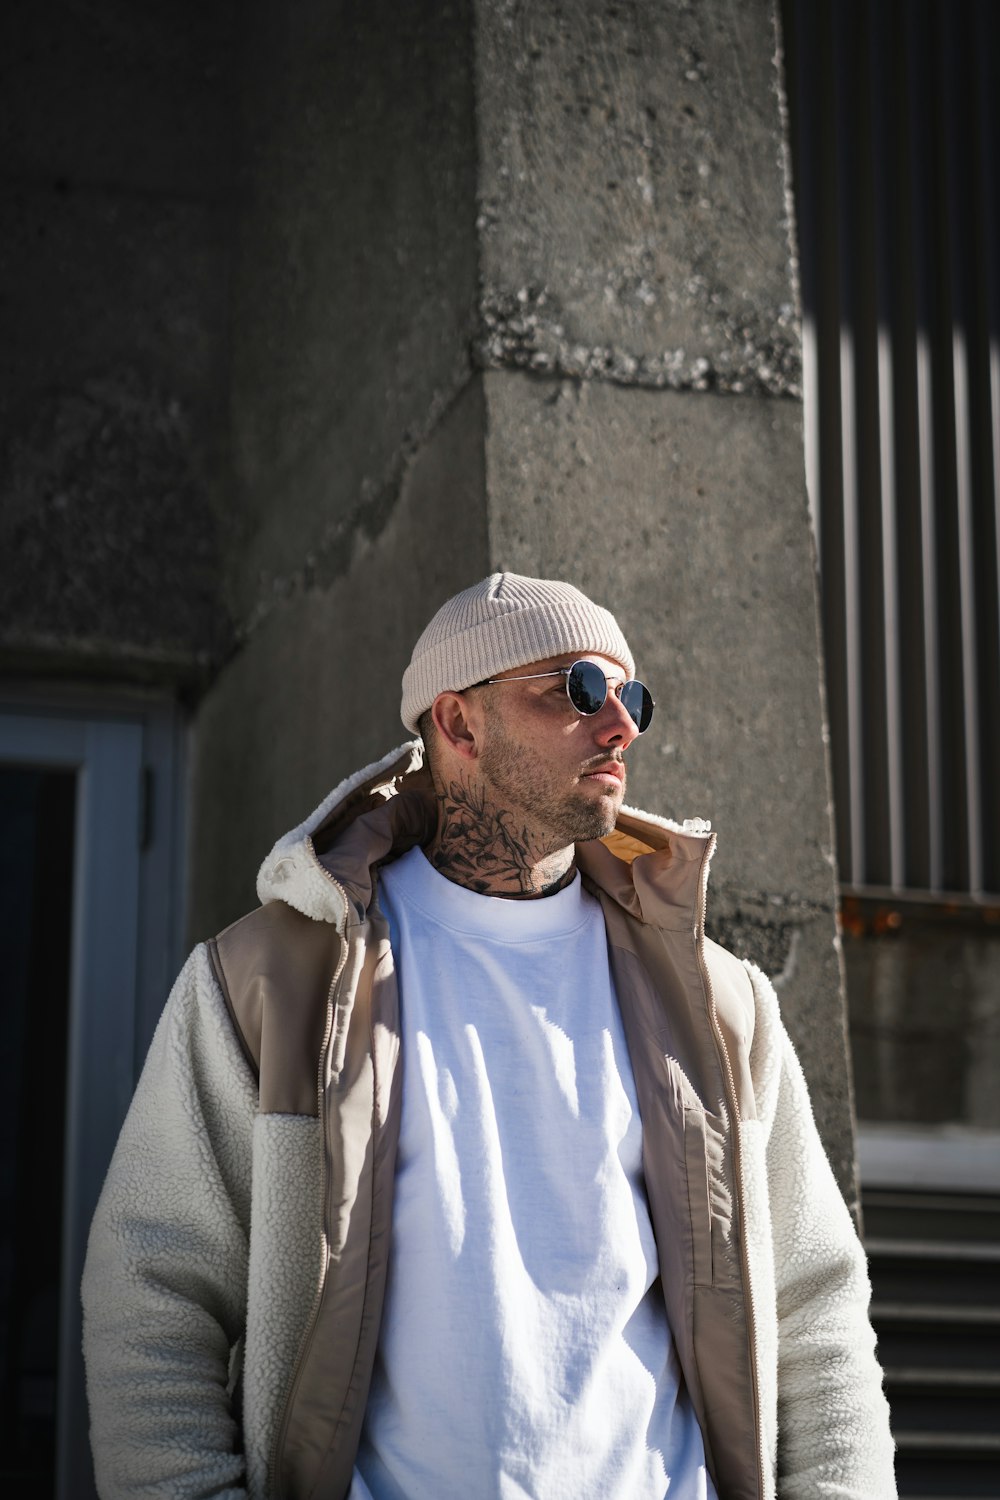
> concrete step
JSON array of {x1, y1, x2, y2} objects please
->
[
  {"x1": 896, "y1": 1433, "x2": 1000, "y2": 1452},
  {"x1": 894, "y1": 1436, "x2": 1000, "y2": 1498},
  {"x1": 884, "y1": 1375, "x2": 1000, "y2": 1434},
  {"x1": 864, "y1": 1190, "x2": 1000, "y2": 1247},
  {"x1": 874, "y1": 1303, "x2": 1000, "y2": 1374},
  {"x1": 869, "y1": 1246, "x2": 1000, "y2": 1308},
  {"x1": 863, "y1": 1188, "x2": 1000, "y2": 1494},
  {"x1": 886, "y1": 1368, "x2": 1000, "y2": 1388},
  {"x1": 867, "y1": 1239, "x2": 1000, "y2": 1263},
  {"x1": 873, "y1": 1303, "x2": 1000, "y2": 1325}
]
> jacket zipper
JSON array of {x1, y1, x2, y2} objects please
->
[
  {"x1": 267, "y1": 855, "x2": 351, "y2": 1500},
  {"x1": 694, "y1": 835, "x2": 766, "y2": 1500}
]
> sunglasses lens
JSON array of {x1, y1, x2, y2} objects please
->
[
  {"x1": 565, "y1": 663, "x2": 654, "y2": 732},
  {"x1": 621, "y1": 680, "x2": 654, "y2": 733},
  {"x1": 566, "y1": 661, "x2": 608, "y2": 715}
]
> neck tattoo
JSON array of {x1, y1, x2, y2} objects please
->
[{"x1": 426, "y1": 778, "x2": 575, "y2": 899}]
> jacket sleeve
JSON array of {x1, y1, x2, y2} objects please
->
[
  {"x1": 81, "y1": 944, "x2": 257, "y2": 1498},
  {"x1": 746, "y1": 963, "x2": 897, "y2": 1500}
]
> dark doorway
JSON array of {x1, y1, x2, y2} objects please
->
[{"x1": 0, "y1": 767, "x2": 76, "y2": 1498}]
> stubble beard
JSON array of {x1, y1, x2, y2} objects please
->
[{"x1": 478, "y1": 704, "x2": 624, "y2": 853}]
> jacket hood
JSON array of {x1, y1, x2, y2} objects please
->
[{"x1": 256, "y1": 740, "x2": 715, "y2": 931}]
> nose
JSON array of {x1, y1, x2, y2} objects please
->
[{"x1": 594, "y1": 687, "x2": 640, "y2": 749}]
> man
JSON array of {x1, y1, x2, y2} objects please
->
[{"x1": 83, "y1": 573, "x2": 896, "y2": 1499}]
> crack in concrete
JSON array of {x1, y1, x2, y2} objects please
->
[
  {"x1": 710, "y1": 885, "x2": 834, "y2": 921},
  {"x1": 237, "y1": 371, "x2": 477, "y2": 642},
  {"x1": 707, "y1": 892, "x2": 836, "y2": 983}
]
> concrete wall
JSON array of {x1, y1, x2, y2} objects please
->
[
  {"x1": 0, "y1": 1, "x2": 235, "y2": 683},
  {"x1": 187, "y1": 0, "x2": 487, "y2": 935},
  {"x1": 190, "y1": 378, "x2": 488, "y2": 933}
]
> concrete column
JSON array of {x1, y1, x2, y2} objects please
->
[{"x1": 473, "y1": 0, "x2": 856, "y2": 1200}]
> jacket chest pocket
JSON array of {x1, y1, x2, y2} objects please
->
[
  {"x1": 683, "y1": 1104, "x2": 736, "y2": 1287},
  {"x1": 658, "y1": 1053, "x2": 736, "y2": 1292}
]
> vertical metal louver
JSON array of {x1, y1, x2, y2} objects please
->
[{"x1": 780, "y1": 0, "x2": 1000, "y2": 897}]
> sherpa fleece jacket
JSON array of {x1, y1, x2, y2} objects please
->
[{"x1": 82, "y1": 741, "x2": 897, "y2": 1500}]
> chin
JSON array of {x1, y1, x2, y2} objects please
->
[{"x1": 568, "y1": 801, "x2": 620, "y2": 843}]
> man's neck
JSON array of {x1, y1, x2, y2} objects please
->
[{"x1": 424, "y1": 776, "x2": 575, "y2": 900}]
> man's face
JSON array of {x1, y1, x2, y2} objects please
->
[{"x1": 474, "y1": 652, "x2": 641, "y2": 849}]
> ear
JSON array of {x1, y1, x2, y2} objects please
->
[{"x1": 431, "y1": 690, "x2": 482, "y2": 763}]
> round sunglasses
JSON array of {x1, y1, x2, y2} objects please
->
[{"x1": 475, "y1": 659, "x2": 655, "y2": 734}]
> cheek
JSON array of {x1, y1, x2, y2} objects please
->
[{"x1": 548, "y1": 711, "x2": 585, "y2": 739}]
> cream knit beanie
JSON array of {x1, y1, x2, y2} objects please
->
[{"x1": 400, "y1": 572, "x2": 634, "y2": 732}]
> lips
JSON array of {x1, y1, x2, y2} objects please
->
[{"x1": 582, "y1": 760, "x2": 625, "y2": 786}]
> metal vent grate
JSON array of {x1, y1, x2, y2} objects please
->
[{"x1": 780, "y1": 0, "x2": 1000, "y2": 897}]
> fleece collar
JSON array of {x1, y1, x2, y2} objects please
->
[{"x1": 256, "y1": 740, "x2": 715, "y2": 930}]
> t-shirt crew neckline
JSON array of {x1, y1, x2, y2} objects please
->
[{"x1": 381, "y1": 845, "x2": 591, "y2": 942}]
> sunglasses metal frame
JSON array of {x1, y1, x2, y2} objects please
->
[{"x1": 474, "y1": 660, "x2": 655, "y2": 733}]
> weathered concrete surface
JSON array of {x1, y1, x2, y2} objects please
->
[
  {"x1": 189, "y1": 378, "x2": 489, "y2": 940},
  {"x1": 0, "y1": 0, "x2": 235, "y2": 681},
  {"x1": 226, "y1": 0, "x2": 480, "y2": 625},
  {"x1": 475, "y1": 0, "x2": 798, "y2": 396},
  {"x1": 0, "y1": 368, "x2": 230, "y2": 677},
  {"x1": 0, "y1": 2, "x2": 236, "y2": 196}
]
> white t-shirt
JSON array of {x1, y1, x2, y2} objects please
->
[{"x1": 350, "y1": 846, "x2": 716, "y2": 1500}]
